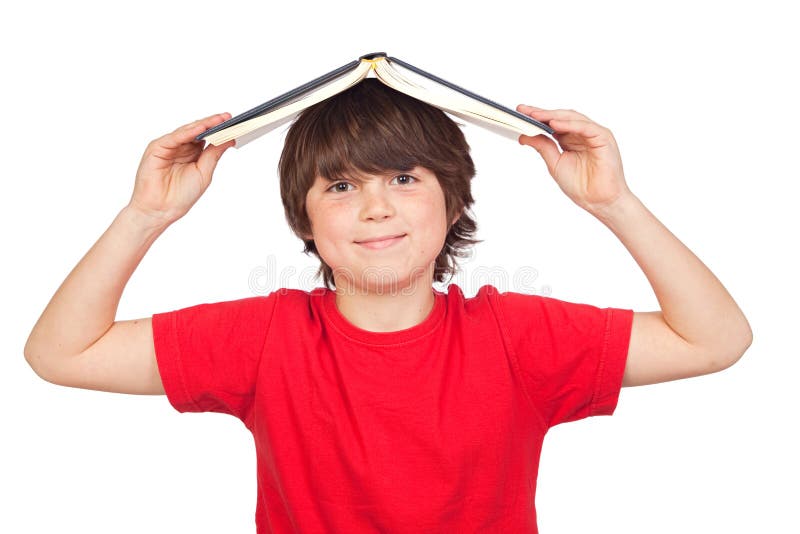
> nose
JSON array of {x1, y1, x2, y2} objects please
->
[{"x1": 359, "y1": 185, "x2": 395, "y2": 221}]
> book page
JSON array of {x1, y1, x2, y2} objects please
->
[
  {"x1": 206, "y1": 61, "x2": 373, "y2": 146},
  {"x1": 375, "y1": 60, "x2": 548, "y2": 138}
]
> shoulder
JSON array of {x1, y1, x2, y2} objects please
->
[
  {"x1": 439, "y1": 284, "x2": 531, "y2": 322},
  {"x1": 487, "y1": 287, "x2": 608, "y2": 318},
  {"x1": 469, "y1": 285, "x2": 547, "y2": 316},
  {"x1": 268, "y1": 286, "x2": 332, "y2": 322}
]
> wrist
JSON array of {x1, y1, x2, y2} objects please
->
[
  {"x1": 120, "y1": 204, "x2": 174, "y2": 236},
  {"x1": 590, "y1": 190, "x2": 643, "y2": 228}
]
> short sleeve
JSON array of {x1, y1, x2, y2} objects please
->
[
  {"x1": 492, "y1": 291, "x2": 633, "y2": 429},
  {"x1": 151, "y1": 293, "x2": 279, "y2": 422}
]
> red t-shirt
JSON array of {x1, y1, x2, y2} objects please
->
[{"x1": 152, "y1": 284, "x2": 633, "y2": 533}]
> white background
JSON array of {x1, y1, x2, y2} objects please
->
[{"x1": 3, "y1": 1, "x2": 797, "y2": 532}]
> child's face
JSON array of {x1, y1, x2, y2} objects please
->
[{"x1": 304, "y1": 166, "x2": 459, "y2": 294}]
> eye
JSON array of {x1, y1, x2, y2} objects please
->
[
  {"x1": 326, "y1": 181, "x2": 354, "y2": 193},
  {"x1": 392, "y1": 174, "x2": 417, "y2": 186}
]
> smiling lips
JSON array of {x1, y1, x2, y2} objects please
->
[{"x1": 356, "y1": 234, "x2": 406, "y2": 250}]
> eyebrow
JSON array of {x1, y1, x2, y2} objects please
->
[{"x1": 321, "y1": 171, "x2": 400, "y2": 184}]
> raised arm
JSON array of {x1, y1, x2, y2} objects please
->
[
  {"x1": 516, "y1": 105, "x2": 753, "y2": 387},
  {"x1": 24, "y1": 114, "x2": 234, "y2": 394}
]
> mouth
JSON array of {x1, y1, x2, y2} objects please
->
[{"x1": 355, "y1": 234, "x2": 407, "y2": 250}]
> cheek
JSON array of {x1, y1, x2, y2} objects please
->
[
  {"x1": 309, "y1": 203, "x2": 343, "y2": 233},
  {"x1": 310, "y1": 206, "x2": 354, "y2": 258},
  {"x1": 412, "y1": 199, "x2": 449, "y2": 253},
  {"x1": 421, "y1": 194, "x2": 449, "y2": 231}
]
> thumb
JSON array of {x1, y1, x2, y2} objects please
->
[
  {"x1": 197, "y1": 139, "x2": 235, "y2": 179},
  {"x1": 519, "y1": 134, "x2": 561, "y2": 177}
]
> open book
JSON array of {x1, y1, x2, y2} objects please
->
[{"x1": 197, "y1": 52, "x2": 554, "y2": 148}]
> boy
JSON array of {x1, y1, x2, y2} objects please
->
[{"x1": 24, "y1": 80, "x2": 752, "y2": 532}]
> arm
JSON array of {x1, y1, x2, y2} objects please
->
[
  {"x1": 594, "y1": 192, "x2": 751, "y2": 386},
  {"x1": 24, "y1": 114, "x2": 234, "y2": 394},
  {"x1": 516, "y1": 106, "x2": 752, "y2": 387},
  {"x1": 24, "y1": 207, "x2": 167, "y2": 392}
]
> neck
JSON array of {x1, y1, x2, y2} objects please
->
[{"x1": 333, "y1": 284, "x2": 436, "y2": 333}]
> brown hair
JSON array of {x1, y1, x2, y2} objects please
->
[{"x1": 278, "y1": 79, "x2": 481, "y2": 289}]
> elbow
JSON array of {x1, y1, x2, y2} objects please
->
[
  {"x1": 734, "y1": 317, "x2": 754, "y2": 364},
  {"x1": 717, "y1": 306, "x2": 754, "y2": 370},
  {"x1": 24, "y1": 346, "x2": 48, "y2": 382},
  {"x1": 23, "y1": 341, "x2": 39, "y2": 373},
  {"x1": 741, "y1": 323, "x2": 754, "y2": 353},
  {"x1": 25, "y1": 356, "x2": 67, "y2": 387},
  {"x1": 713, "y1": 325, "x2": 753, "y2": 372},
  {"x1": 735, "y1": 327, "x2": 753, "y2": 365},
  {"x1": 24, "y1": 335, "x2": 41, "y2": 368},
  {"x1": 24, "y1": 344, "x2": 58, "y2": 385}
]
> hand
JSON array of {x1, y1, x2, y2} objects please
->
[
  {"x1": 127, "y1": 113, "x2": 235, "y2": 226},
  {"x1": 516, "y1": 105, "x2": 632, "y2": 215}
]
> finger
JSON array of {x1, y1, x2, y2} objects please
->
[
  {"x1": 157, "y1": 113, "x2": 232, "y2": 150},
  {"x1": 518, "y1": 133, "x2": 561, "y2": 176},
  {"x1": 517, "y1": 106, "x2": 593, "y2": 123},
  {"x1": 197, "y1": 139, "x2": 235, "y2": 179},
  {"x1": 548, "y1": 118, "x2": 605, "y2": 141}
]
